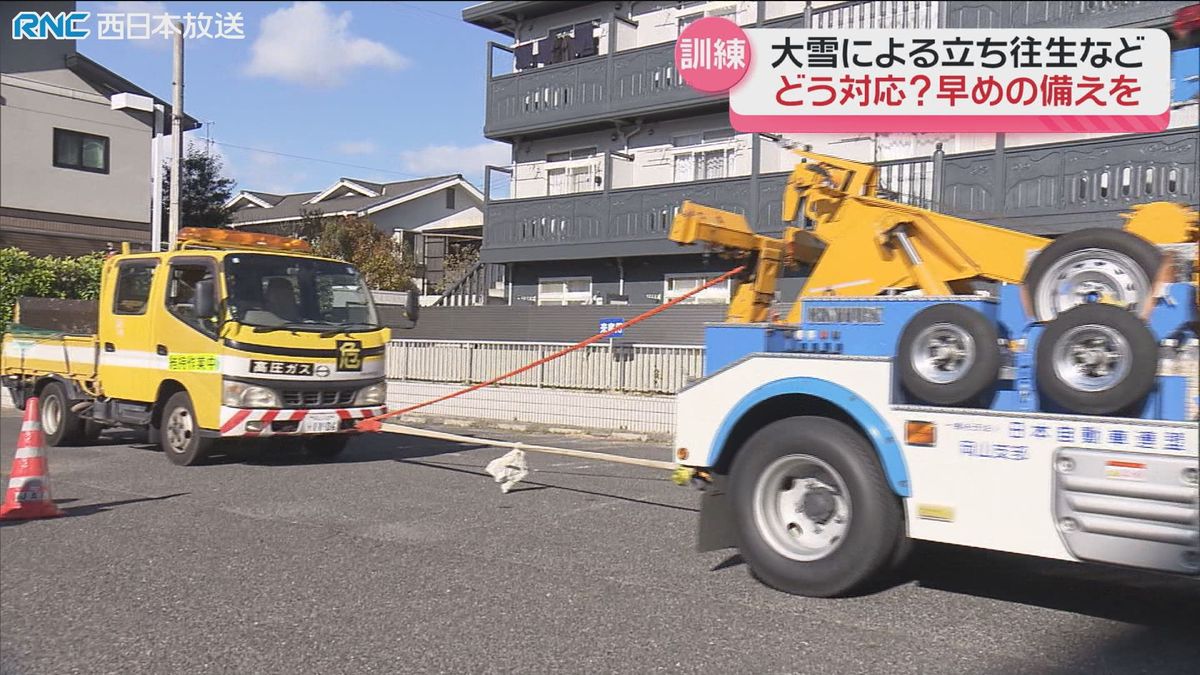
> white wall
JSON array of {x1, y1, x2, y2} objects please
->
[
  {"x1": 629, "y1": 1, "x2": 756, "y2": 49},
  {"x1": 367, "y1": 184, "x2": 481, "y2": 232}
]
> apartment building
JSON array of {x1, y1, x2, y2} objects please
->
[{"x1": 463, "y1": 0, "x2": 1197, "y2": 308}]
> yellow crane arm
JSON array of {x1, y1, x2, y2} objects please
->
[
  {"x1": 670, "y1": 201, "x2": 820, "y2": 323},
  {"x1": 673, "y1": 151, "x2": 1197, "y2": 324}
]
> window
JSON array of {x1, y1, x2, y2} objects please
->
[
  {"x1": 547, "y1": 164, "x2": 600, "y2": 195},
  {"x1": 445, "y1": 188, "x2": 456, "y2": 210},
  {"x1": 672, "y1": 129, "x2": 735, "y2": 147},
  {"x1": 537, "y1": 276, "x2": 592, "y2": 305},
  {"x1": 53, "y1": 128, "x2": 109, "y2": 173},
  {"x1": 112, "y1": 261, "x2": 157, "y2": 315},
  {"x1": 546, "y1": 147, "x2": 597, "y2": 163},
  {"x1": 671, "y1": 129, "x2": 736, "y2": 182},
  {"x1": 677, "y1": 12, "x2": 703, "y2": 32},
  {"x1": 673, "y1": 148, "x2": 734, "y2": 182},
  {"x1": 225, "y1": 254, "x2": 379, "y2": 329},
  {"x1": 678, "y1": 5, "x2": 736, "y2": 34},
  {"x1": 546, "y1": 148, "x2": 600, "y2": 194},
  {"x1": 664, "y1": 274, "x2": 731, "y2": 305},
  {"x1": 166, "y1": 260, "x2": 218, "y2": 336}
]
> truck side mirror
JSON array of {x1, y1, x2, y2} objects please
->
[
  {"x1": 194, "y1": 279, "x2": 216, "y2": 319},
  {"x1": 404, "y1": 289, "x2": 420, "y2": 324}
]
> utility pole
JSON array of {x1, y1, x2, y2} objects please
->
[
  {"x1": 151, "y1": 103, "x2": 164, "y2": 251},
  {"x1": 168, "y1": 21, "x2": 184, "y2": 247}
]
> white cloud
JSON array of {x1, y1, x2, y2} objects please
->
[
  {"x1": 335, "y1": 140, "x2": 378, "y2": 156},
  {"x1": 398, "y1": 142, "x2": 511, "y2": 177},
  {"x1": 245, "y1": 2, "x2": 409, "y2": 88}
]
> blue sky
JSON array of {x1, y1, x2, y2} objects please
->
[{"x1": 76, "y1": 1, "x2": 508, "y2": 194}]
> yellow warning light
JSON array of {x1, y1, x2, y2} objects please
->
[
  {"x1": 177, "y1": 227, "x2": 312, "y2": 253},
  {"x1": 905, "y1": 421, "x2": 936, "y2": 447}
]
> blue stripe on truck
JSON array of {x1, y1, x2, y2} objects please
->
[{"x1": 708, "y1": 377, "x2": 911, "y2": 497}]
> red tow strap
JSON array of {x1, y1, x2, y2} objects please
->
[{"x1": 356, "y1": 265, "x2": 746, "y2": 432}]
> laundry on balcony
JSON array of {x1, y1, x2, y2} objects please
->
[
  {"x1": 514, "y1": 42, "x2": 535, "y2": 70},
  {"x1": 571, "y1": 22, "x2": 596, "y2": 58}
]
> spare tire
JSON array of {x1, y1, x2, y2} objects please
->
[
  {"x1": 1036, "y1": 303, "x2": 1157, "y2": 416},
  {"x1": 1024, "y1": 228, "x2": 1162, "y2": 322},
  {"x1": 898, "y1": 304, "x2": 999, "y2": 407}
]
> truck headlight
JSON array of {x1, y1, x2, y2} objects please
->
[
  {"x1": 355, "y1": 381, "x2": 387, "y2": 406},
  {"x1": 223, "y1": 381, "x2": 280, "y2": 408}
]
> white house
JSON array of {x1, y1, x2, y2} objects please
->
[{"x1": 227, "y1": 174, "x2": 484, "y2": 294}]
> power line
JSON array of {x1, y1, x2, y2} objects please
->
[
  {"x1": 211, "y1": 139, "x2": 423, "y2": 179},
  {"x1": 388, "y1": 2, "x2": 459, "y2": 22}
]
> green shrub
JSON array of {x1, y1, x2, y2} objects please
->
[{"x1": 0, "y1": 248, "x2": 105, "y2": 331}]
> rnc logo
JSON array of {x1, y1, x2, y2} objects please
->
[{"x1": 11, "y1": 11, "x2": 90, "y2": 39}]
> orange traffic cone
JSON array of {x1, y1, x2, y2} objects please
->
[{"x1": 1, "y1": 397, "x2": 65, "y2": 520}]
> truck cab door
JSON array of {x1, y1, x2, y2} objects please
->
[
  {"x1": 158, "y1": 257, "x2": 224, "y2": 431},
  {"x1": 99, "y1": 258, "x2": 161, "y2": 402}
]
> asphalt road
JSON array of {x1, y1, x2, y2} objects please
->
[{"x1": 1, "y1": 410, "x2": 1198, "y2": 674}]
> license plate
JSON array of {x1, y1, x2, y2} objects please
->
[{"x1": 300, "y1": 413, "x2": 340, "y2": 434}]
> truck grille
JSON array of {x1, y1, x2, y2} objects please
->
[{"x1": 281, "y1": 388, "x2": 356, "y2": 408}]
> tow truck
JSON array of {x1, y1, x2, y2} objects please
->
[
  {"x1": 669, "y1": 152, "x2": 1198, "y2": 596},
  {"x1": 1, "y1": 228, "x2": 418, "y2": 466}
]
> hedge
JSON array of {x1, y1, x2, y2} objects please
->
[{"x1": 0, "y1": 247, "x2": 105, "y2": 331}]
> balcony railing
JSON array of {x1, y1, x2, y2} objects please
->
[
  {"x1": 482, "y1": 1, "x2": 1187, "y2": 139},
  {"x1": 484, "y1": 39, "x2": 722, "y2": 139},
  {"x1": 483, "y1": 0, "x2": 947, "y2": 139},
  {"x1": 480, "y1": 152, "x2": 938, "y2": 262},
  {"x1": 480, "y1": 128, "x2": 1197, "y2": 262},
  {"x1": 942, "y1": 0, "x2": 1191, "y2": 28}
]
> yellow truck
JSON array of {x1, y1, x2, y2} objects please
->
[{"x1": 1, "y1": 228, "x2": 417, "y2": 465}]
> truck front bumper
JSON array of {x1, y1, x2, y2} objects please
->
[{"x1": 216, "y1": 405, "x2": 387, "y2": 437}]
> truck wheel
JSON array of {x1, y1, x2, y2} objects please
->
[
  {"x1": 898, "y1": 304, "x2": 999, "y2": 407},
  {"x1": 730, "y1": 416, "x2": 902, "y2": 597},
  {"x1": 301, "y1": 434, "x2": 351, "y2": 460},
  {"x1": 1036, "y1": 303, "x2": 1157, "y2": 416},
  {"x1": 1025, "y1": 228, "x2": 1162, "y2": 322},
  {"x1": 40, "y1": 382, "x2": 85, "y2": 447},
  {"x1": 160, "y1": 391, "x2": 214, "y2": 466}
]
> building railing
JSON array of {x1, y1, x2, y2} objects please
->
[
  {"x1": 941, "y1": 0, "x2": 1190, "y2": 29},
  {"x1": 480, "y1": 151, "x2": 941, "y2": 260},
  {"x1": 482, "y1": 1, "x2": 1186, "y2": 139},
  {"x1": 386, "y1": 339, "x2": 705, "y2": 394},
  {"x1": 431, "y1": 261, "x2": 507, "y2": 307},
  {"x1": 483, "y1": 1, "x2": 947, "y2": 139},
  {"x1": 480, "y1": 125, "x2": 1196, "y2": 261}
]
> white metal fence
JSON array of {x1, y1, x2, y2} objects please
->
[
  {"x1": 386, "y1": 381, "x2": 675, "y2": 436},
  {"x1": 385, "y1": 339, "x2": 705, "y2": 394}
]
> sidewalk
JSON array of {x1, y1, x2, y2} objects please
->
[{"x1": 1, "y1": 382, "x2": 676, "y2": 440}]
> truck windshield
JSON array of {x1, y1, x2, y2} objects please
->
[{"x1": 224, "y1": 253, "x2": 379, "y2": 330}]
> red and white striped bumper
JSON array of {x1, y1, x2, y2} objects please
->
[{"x1": 218, "y1": 406, "x2": 387, "y2": 437}]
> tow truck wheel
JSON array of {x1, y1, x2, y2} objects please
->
[
  {"x1": 160, "y1": 391, "x2": 214, "y2": 466},
  {"x1": 1024, "y1": 228, "x2": 1162, "y2": 322},
  {"x1": 1036, "y1": 303, "x2": 1157, "y2": 416},
  {"x1": 730, "y1": 416, "x2": 902, "y2": 597},
  {"x1": 301, "y1": 434, "x2": 351, "y2": 460},
  {"x1": 40, "y1": 382, "x2": 84, "y2": 447},
  {"x1": 898, "y1": 304, "x2": 999, "y2": 407}
]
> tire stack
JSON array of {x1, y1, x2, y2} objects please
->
[{"x1": 896, "y1": 228, "x2": 1166, "y2": 416}]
